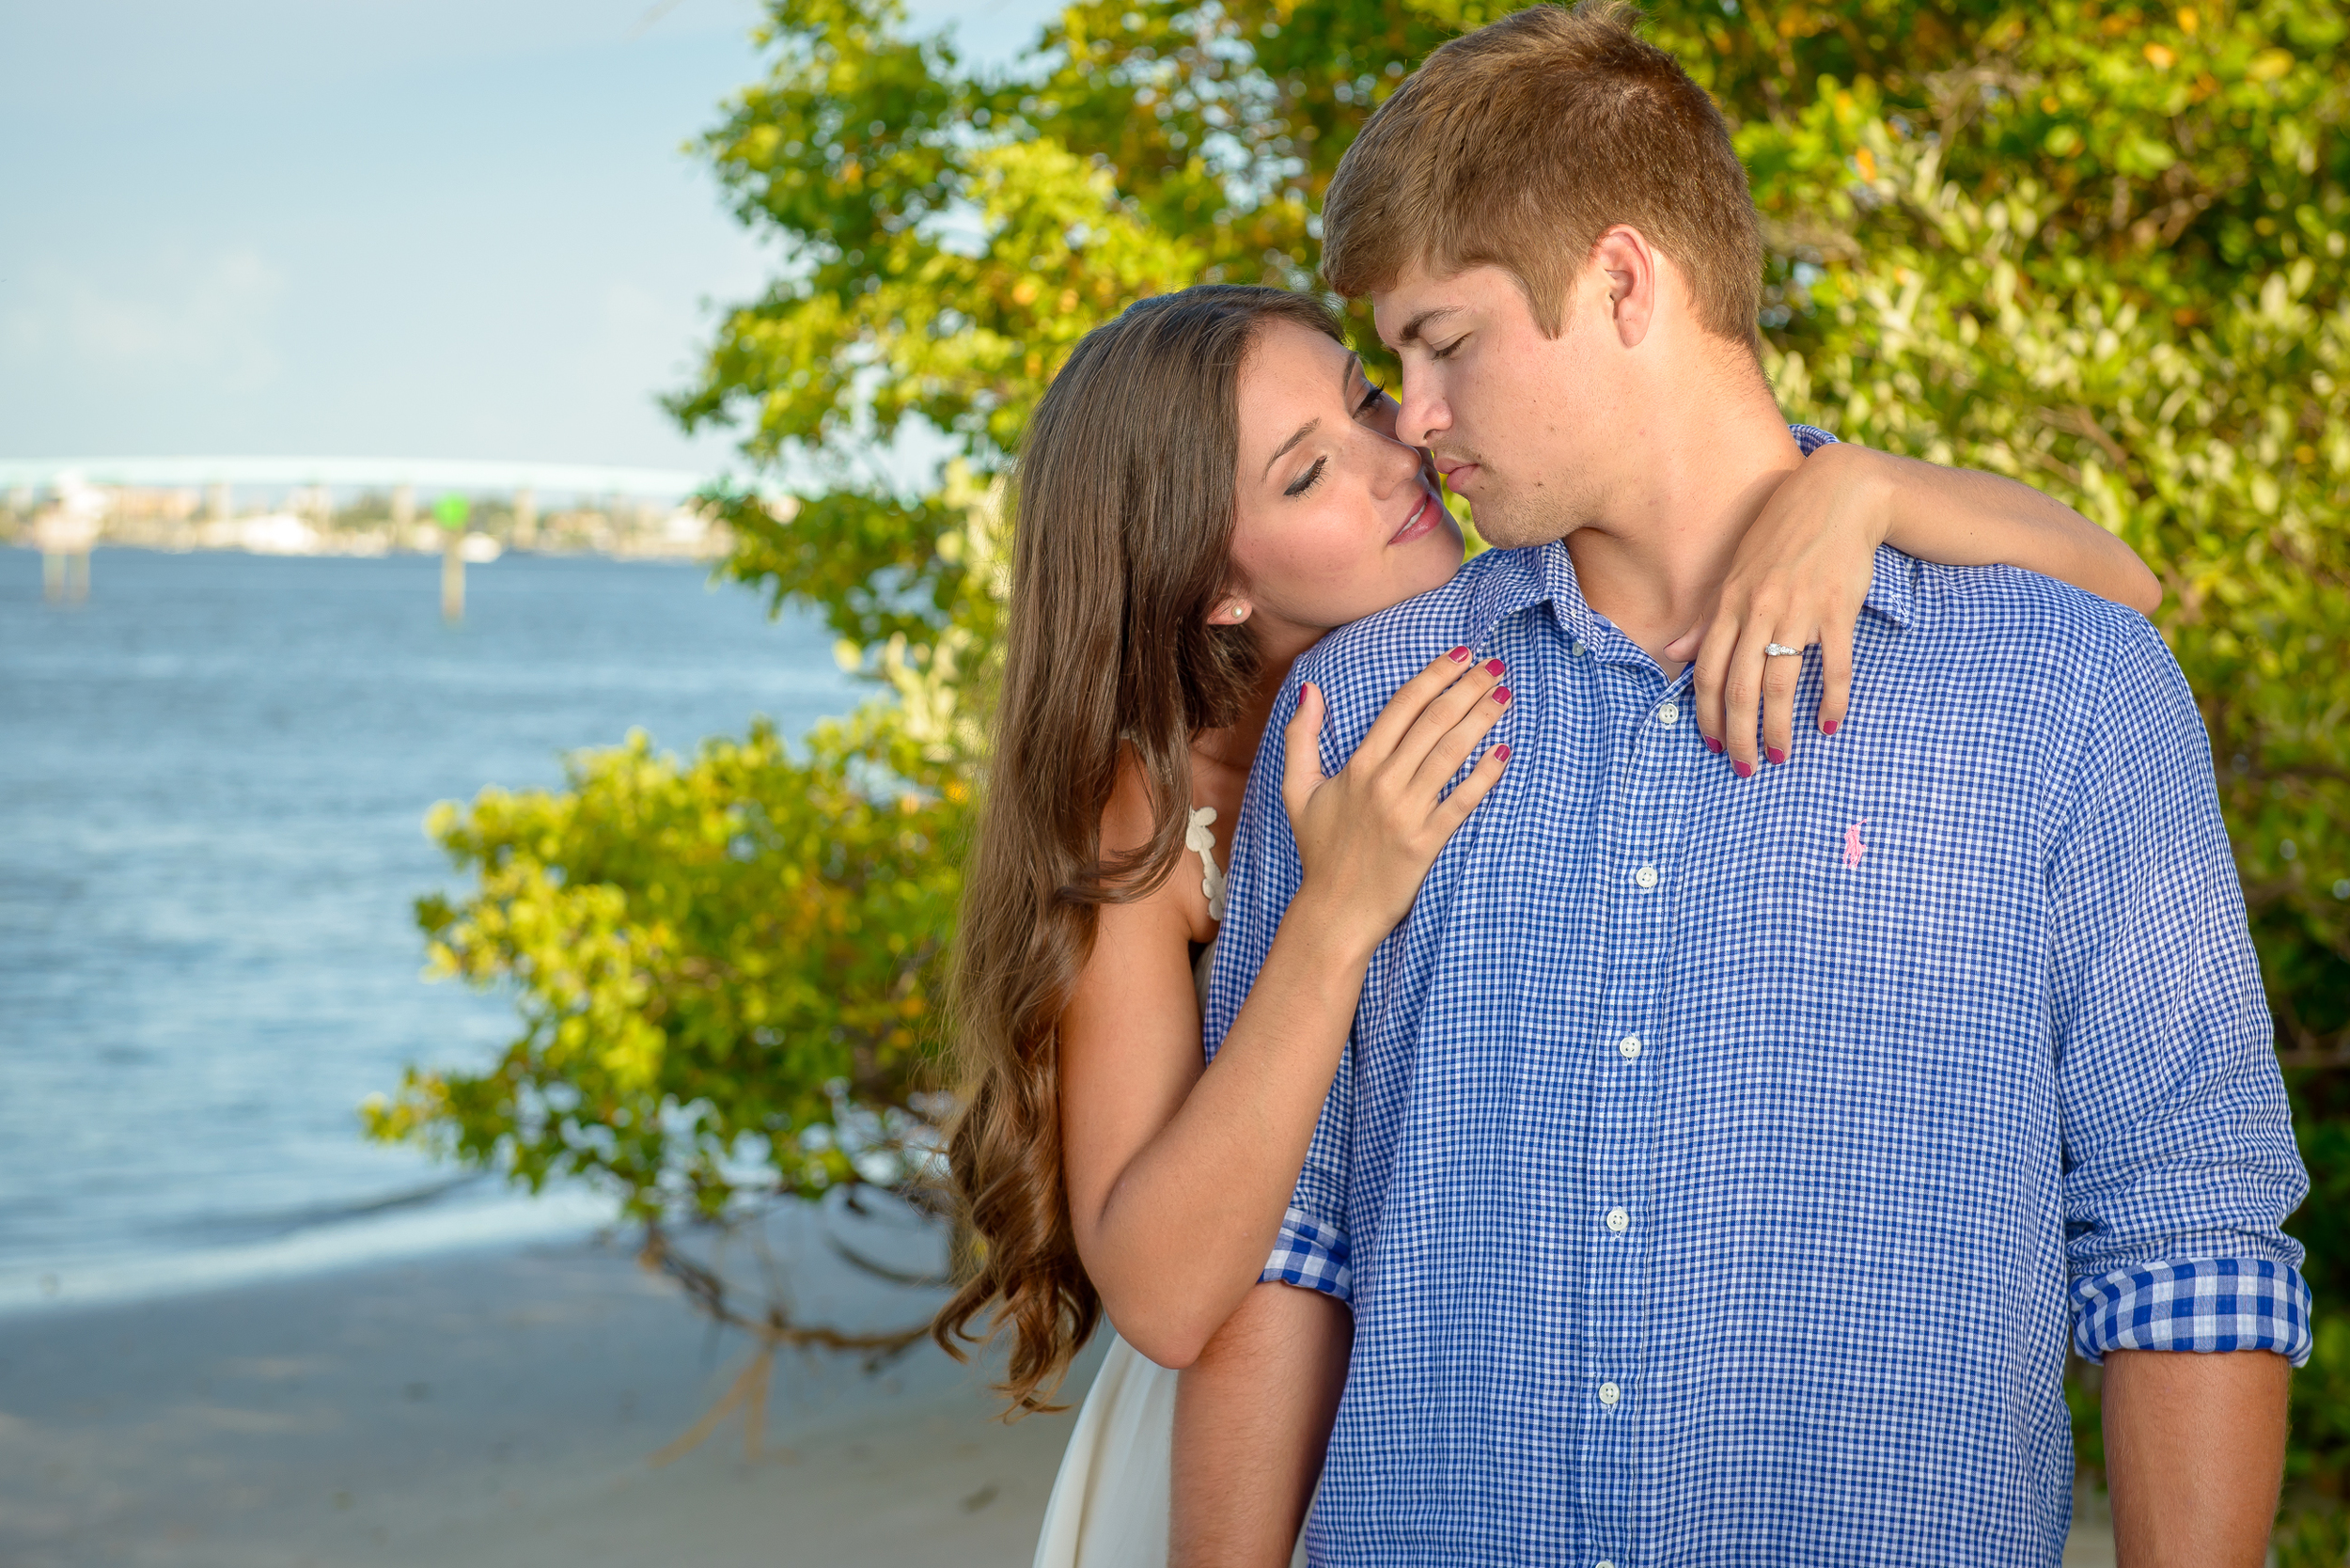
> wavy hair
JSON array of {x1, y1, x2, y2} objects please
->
[{"x1": 932, "y1": 286, "x2": 1345, "y2": 1411}]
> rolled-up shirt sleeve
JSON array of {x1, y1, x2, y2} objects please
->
[
  {"x1": 1202, "y1": 663, "x2": 1355, "y2": 1306},
  {"x1": 2052, "y1": 617, "x2": 2312, "y2": 1364}
]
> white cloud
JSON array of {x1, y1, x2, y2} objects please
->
[{"x1": 1, "y1": 247, "x2": 287, "y2": 394}]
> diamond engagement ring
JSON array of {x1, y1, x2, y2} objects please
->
[{"x1": 1763, "y1": 643, "x2": 1803, "y2": 658}]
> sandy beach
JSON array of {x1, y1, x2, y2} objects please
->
[
  {"x1": 0, "y1": 1221, "x2": 2123, "y2": 1568},
  {"x1": 0, "y1": 1228, "x2": 1085, "y2": 1568}
]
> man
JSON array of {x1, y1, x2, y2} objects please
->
[{"x1": 1181, "y1": 5, "x2": 2311, "y2": 1564}]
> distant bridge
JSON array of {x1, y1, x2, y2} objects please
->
[{"x1": 0, "y1": 457, "x2": 740, "y2": 500}]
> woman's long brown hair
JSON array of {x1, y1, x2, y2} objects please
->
[{"x1": 932, "y1": 286, "x2": 1346, "y2": 1411}]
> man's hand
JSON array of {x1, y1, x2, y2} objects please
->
[
  {"x1": 2104, "y1": 1348, "x2": 2289, "y2": 1566},
  {"x1": 1171, "y1": 1282, "x2": 1351, "y2": 1567}
]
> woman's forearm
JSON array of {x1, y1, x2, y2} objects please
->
[
  {"x1": 1080, "y1": 888, "x2": 1378, "y2": 1368},
  {"x1": 1872, "y1": 447, "x2": 2162, "y2": 613}
]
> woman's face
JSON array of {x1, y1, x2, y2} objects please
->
[{"x1": 1226, "y1": 318, "x2": 1464, "y2": 666}]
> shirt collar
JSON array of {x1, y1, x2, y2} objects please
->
[
  {"x1": 1858, "y1": 542, "x2": 1918, "y2": 629},
  {"x1": 1465, "y1": 540, "x2": 1918, "y2": 661}
]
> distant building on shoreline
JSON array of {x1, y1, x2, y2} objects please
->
[{"x1": 0, "y1": 458, "x2": 791, "y2": 564}]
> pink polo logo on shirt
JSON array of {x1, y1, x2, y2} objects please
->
[{"x1": 1842, "y1": 821, "x2": 1868, "y2": 870}]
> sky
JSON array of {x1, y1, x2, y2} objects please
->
[{"x1": 0, "y1": 0, "x2": 1062, "y2": 476}]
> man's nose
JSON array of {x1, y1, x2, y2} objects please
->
[{"x1": 1397, "y1": 368, "x2": 1449, "y2": 448}]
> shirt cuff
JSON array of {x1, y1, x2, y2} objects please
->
[
  {"x1": 2070, "y1": 1257, "x2": 2314, "y2": 1367},
  {"x1": 1259, "y1": 1204, "x2": 1352, "y2": 1305}
]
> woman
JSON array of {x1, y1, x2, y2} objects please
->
[{"x1": 932, "y1": 286, "x2": 2158, "y2": 1565}]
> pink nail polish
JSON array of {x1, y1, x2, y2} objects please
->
[
  {"x1": 1483, "y1": 659, "x2": 1505, "y2": 677},
  {"x1": 1767, "y1": 745, "x2": 1787, "y2": 765},
  {"x1": 1821, "y1": 719, "x2": 1840, "y2": 735},
  {"x1": 1492, "y1": 686, "x2": 1512, "y2": 705},
  {"x1": 1732, "y1": 760, "x2": 1754, "y2": 778},
  {"x1": 1703, "y1": 736, "x2": 1723, "y2": 754},
  {"x1": 1449, "y1": 646, "x2": 1472, "y2": 662},
  {"x1": 1494, "y1": 744, "x2": 1512, "y2": 762}
]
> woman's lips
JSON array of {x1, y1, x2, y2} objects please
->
[{"x1": 1388, "y1": 487, "x2": 1445, "y2": 545}]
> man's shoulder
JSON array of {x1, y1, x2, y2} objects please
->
[
  {"x1": 1288, "y1": 549, "x2": 1531, "y2": 746},
  {"x1": 1903, "y1": 554, "x2": 2164, "y2": 686},
  {"x1": 1294, "y1": 548, "x2": 1528, "y2": 688}
]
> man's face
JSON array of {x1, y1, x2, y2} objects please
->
[{"x1": 1371, "y1": 261, "x2": 1623, "y2": 550}]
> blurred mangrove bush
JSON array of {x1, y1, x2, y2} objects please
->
[{"x1": 370, "y1": 0, "x2": 2348, "y2": 1503}]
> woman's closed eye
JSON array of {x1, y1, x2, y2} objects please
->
[
  {"x1": 1355, "y1": 378, "x2": 1390, "y2": 417},
  {"x1": 1284, "y1": 456, "x2": 1327, "y2": 498}
]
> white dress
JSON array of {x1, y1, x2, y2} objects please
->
[{"x1": 1032, "y1": 810, "x2": 1309, "y2": 1568}]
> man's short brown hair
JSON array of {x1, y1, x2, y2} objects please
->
[{"x1": 1321, "y1": 1, "x2": 1762, "y2": 352}]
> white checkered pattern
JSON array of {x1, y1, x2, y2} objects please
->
[
  {"x1": 1205, "y1": 432, "x2": 2311, "y2": 1567},
  {"x1": 2074, "y1": 1257, "x2": 2309, "y2": 1357},
  {"x1": 1262, "y1": 1204, "x2": 1353, "y2": 1298}
]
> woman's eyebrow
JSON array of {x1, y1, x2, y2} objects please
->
[
  {"x1": 1259, "y1": 352, "x2": 1362, "y2": 480},
  {"x1": 1262, "y1": 417, "x2": 1320, "y2": 479}
]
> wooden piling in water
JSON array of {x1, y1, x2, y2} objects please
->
[
  {"x1": 42, "y1": 551, "x2": 91, "y2": 604},
  {"x1": 434, "y1": 494, "x2": 471, "y2": 623},
  {"x1": 34, "y1": 503, "x2": 98, "y2": 604},
  {"x1": 441, "y1": 529, "x2": 464, "y2": 622}
]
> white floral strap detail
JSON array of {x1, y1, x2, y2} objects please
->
[{"x1": 1185, "y1": 806, "x2": 1228, "y2": 923}]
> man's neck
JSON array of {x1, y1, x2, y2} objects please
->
[{"x1": 1563, "y1": 382, "x2": 1805, "y2": 672}]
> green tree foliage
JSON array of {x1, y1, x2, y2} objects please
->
[{"x1": 374, "y1": 0, "x2": 2347, "y2": 1500}]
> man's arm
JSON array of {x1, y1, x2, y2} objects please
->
[
  {"x1": 2105, "y1": 1348, "x2": 2290, "y2": 1567},
  {"x1": 1181, "y1": 663, "x2": 1365, "y2": 1561},
  {"x1": 2052, "y1": 616, "x2": 2311, "y2": 1560},
  {"x1": 1170, "y1": 1282, "x2": 1351, "y2": 1568}
]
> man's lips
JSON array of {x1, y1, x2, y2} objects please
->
[
  {"x1": 1434, "y1": 458, "x2": 1480, "y2": 494},
  {"x1": 1388, "y1": 485, "x2": 1445, "y2": 545}
]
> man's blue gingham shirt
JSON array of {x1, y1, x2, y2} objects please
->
[{"x1": 1203, "y1": 441, "x2": 2311, "y2": 1566}]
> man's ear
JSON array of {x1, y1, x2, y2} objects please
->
[
  {"x1": 1590, "y1": 225, "x2": 1658, "y2": 350},
  {"x1": 1207, "y1": 597, "x2": 1252, "y2": 626}
]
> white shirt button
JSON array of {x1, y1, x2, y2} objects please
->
[
  {"x1": 1598, "y1": 1381, "x2": 1621, "y2": 1407},
  {"x1": 1606, "y1": 1207, "x2": 1630, "y2": 1233},
  {"x1": 1634, "y1": 864, "x2": 1659, "y2": 890},
  {"x1": 1655, "y1": 700, "x2": 1680, "y2": 727},
  {"x1": 1597, "y1": 1561, "x2": 1617, "y2": 1568},
  {"x1": 1570, "y1": 639, "x2": 1587, "y2": 656},
  {"x1": 1618, "y1": 1035, "x2": 1642, "y2": 1060}
]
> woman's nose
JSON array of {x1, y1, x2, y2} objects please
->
[{"x1": 1371, "y1": 430, "x2": 1422, "y2": 495}]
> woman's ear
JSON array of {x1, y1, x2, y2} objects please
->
[{"x1": 1207, "y1": 597, "x2": 1252, "y2": 626}]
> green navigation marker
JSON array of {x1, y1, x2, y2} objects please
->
[{"x1": 433, "y1": 494, "x2": 470, "y2": 531}]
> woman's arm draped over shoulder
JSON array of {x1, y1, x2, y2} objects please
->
[
  {"x1": 1673, "y1": 439, "x2": 2164, "y2": 772},
  {"x1": 1864, "y1": 446, "x2": 2160, "y2": 612},
  {"x1": 1059, "y1": 654, "x2": 1508, "y2": 1371}
]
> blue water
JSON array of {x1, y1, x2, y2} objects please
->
[{"x1": 0, "y1": 547, "x2": 857, "y2": 1308}]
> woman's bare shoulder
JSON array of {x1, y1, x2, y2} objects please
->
[{"x1": 1097, "y1": 745, "x2": 1215, "y2": 944}]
